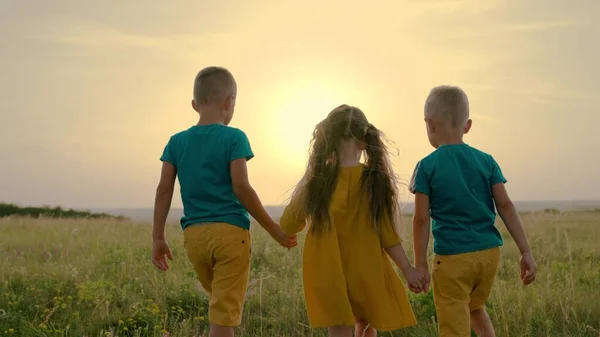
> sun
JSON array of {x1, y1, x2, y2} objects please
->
[{"x1": 267, "y1": 82, "x2": 357, "y2": 169}]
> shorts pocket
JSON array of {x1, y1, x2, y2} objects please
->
[
  {"x1": 432, "y1": 254, "x2": 474, "y2": 301},
  {"x1": 214, "y1": 227, "x2": 251, "y2": 270}
]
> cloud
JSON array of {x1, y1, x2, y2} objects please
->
[
  {"x1": 409, "y1": 0, "x2": 502, "y2": 16},
  {"x1": 473, "y1": 77, "x2": 599, "y2": 105},
  {"x1": 505, "y1": 21, "x2": 583, "y2": 33},
  {"x1": 510, "y1": 87, "x2": 597, "y2": 103},
  {"x1": 471, "y1": 113, "x2": 499, "y2": 123},
  {"x1": 444, "y1": 18, "x2": 590, "y2": 41},
  {"x1": 29, "y1": 19, "x2": 236, "y2": 51},
  {"x1": 506, "y1": 75, "x2": 598, "y2": 102}
]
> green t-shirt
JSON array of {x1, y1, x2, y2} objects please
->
[
  {"x1": 409, "y1": 144, "x2": 506, "y2": 255},
  {"x1": 160, "y1": 124, "x2": 254, "y2": 230}
]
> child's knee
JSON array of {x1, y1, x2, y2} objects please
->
[
  {"x1": 208, "y1": 324, "x2": 235, "y2": 337},
  {"x1": 470, "y1": 308, "x2": 485, "y2": 316},
  {"x1": 328, "y1": 325, "x2": 353, "y2": 337},
  {"x1": 354, "y1": 319, "x2": 376, "y2": 337},
  {"x1": 470, "y1": 308, "x2": 491, "y2": 320},
  {"x1": 354, "y1": 317, "x2": 367, "y2": 324}
]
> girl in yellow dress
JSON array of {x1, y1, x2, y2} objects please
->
[{"x1": 280, "y1": 104, "x2": 427, "y2": 337}]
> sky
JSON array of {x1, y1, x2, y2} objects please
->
[{"x1": 1, "y1": 0, "x2": 599, "y2": 209}]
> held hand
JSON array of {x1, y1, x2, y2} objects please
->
[
  {"x1": 152, "y1": 238, "x2": 173, "y2": 271},
  {"x1": 416, "y1": 266, "x2": 431, "y2": 293},
  {"x1": 520, "y1": 252, "x2": 537, "y2": 285},
  {"x1": 270, "y1": 225, "x2": 298, "y2": 249},
  {"x1": 403, "y1": 266, "x2": 425, "y2": 293}
]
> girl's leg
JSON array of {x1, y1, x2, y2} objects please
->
[
  {"x1": 354, "y1": 318, "x2": 377, "y2": 337},
  {"x1": 209, "y1": 324, "x2": 234, "y2": 337},
  {"x1": 470, "y1": 309, "x2": 495, "y2": 337},
  {"x1": 328, "y1": 326, "x2": 353, "y2": 337}
]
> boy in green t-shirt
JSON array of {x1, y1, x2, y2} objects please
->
[
  {"x1": 410, "y1": 85, "x2": 537, "y2": 337},
  {"x1": 151, "y1": 67, "x2": 297, "y2": 337}
]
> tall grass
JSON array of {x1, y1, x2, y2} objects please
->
[{"x1": 0, "y1": 212, "x2": 599, "y2": 336}]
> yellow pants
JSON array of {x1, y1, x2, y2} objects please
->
[
  {"x1": 432, "y1": 247, "x2": 500, "y2": 337},
  {"x1": 183, "y1": 223, "x2": 251, "y2": 327}
]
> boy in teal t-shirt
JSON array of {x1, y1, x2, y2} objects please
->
[
  {"x1": 151, "y1": 67, "x2": 297, "y2": 337},
  {"x1": 410, "y1": 85, "x2": 538, "y2": 337},
  {"x1": 410, "y1": 143, "x2": 506, "y2": 256},
  {"x1": 160, "y1": 124, "x2": 255, "y2": 230}
]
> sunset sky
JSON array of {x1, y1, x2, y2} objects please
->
[{"x1": 1, "y1": 0, "x2": 599, "y2": 209}]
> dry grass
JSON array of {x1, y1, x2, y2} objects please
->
[{"x1": 0, "y1": 211, "x2": 599, "y2": 336}]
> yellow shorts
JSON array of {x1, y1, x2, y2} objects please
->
[
  {"x1": 183, "y1": 223, "x2": 251, "y2": 327},
  {"x1": 432, "y1": 247, "x2": 500, "y2": 337}
]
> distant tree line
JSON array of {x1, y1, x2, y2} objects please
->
[{"x1": 0, "y1": 203, "x2": 127, "y2": 220}]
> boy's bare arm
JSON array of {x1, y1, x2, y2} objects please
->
[
  {"x1": 152, "y1": 161, "x2": 176, "y2": 271},
  {"x1": 412, "y1": 192, "x2": 431, "y2": 268},
  {"x1": 153, "y1": 161, "x2": 177, "y2": 240},
  {"x1": 230, "y1": 158, "x2": 297, "y2": 248},
  {"x1": 230, "y1": 158, "x2": 277, "y2": 231},
  {"x1": 492, "y1": 183, "x2": 531, "y2": 255},
  {"x1": 492, "y1": 183, "x2": 537, "y2": 285}
]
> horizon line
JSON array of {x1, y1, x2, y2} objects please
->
[{"x1": 90, "y1": 199, "x2": 600, "y2": 210}]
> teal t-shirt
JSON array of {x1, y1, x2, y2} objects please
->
[
  {"x1": 160, "y1": 124, "x2": 254, "y2": 230},
  {"x1": 409, "y1": 144, "x2": 506, "y2": 255}
]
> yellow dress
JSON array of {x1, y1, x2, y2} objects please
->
[{"x1": 280, "y1": 165, "x2": 417, "y2": 331}]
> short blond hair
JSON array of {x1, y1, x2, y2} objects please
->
[
  {"x1": 193, "y1": 66, "x2": 236, "y2": 104},
  {"x1": 424, "y1": 85, "x2": 470, "y2": 128}
]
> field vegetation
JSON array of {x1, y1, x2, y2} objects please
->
[{"x1": 1, "y1": 211, "x2": 599, "y2": 336}]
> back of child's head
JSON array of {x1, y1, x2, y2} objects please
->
[
  {"x1": 293, "y1": 104, "x2": 399, "y2": 234},
  {"x1": 424, "y1": 85, "x2": 470, "y2": 128},
  {"x1": 193, "y1": 67, "x2": 236, "y2": 105}
]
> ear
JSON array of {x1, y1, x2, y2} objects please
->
[
  {"x1": 425, "y1": 118, "x2": 435, "y2": 132},
  {"x1": 191, "y1": 99, "x2": 198, "y2": 112},
  {"x1": 223, "y1": 94, "x2": 234, "y2": 111},
  {"x1": 464, "y1": 119, "x2": 472, "y2": 134}
]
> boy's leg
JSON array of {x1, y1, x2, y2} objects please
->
[
  {"x1": 183, "y1": 226, "x2": 215, "y2": 294},
  {"x1": 469, "y1": 248, "x2": 501, "y2": 337},
  {"x1": 470, "y1": 309, "x2": 494, "y2": 337},
  {"x1": 208, "y1": 224, "x2": 252, "y2": 329},
  {"x1": 354, "y1": 318, "x2": 376, "y2": 337},
  {"x1": 185, "y1": 227, "x2": 227, "y2": 336},
  {"x1": 432, "y1": 254, "x2": 476, "y2": 337},
  {"x1": 209, "y1": 324, "x2": 234, "y2": 337},
  {"x1": 328, "y1": 326, "x2": 353, "y2": 337},
  {"x1": 184, "y1": 224, "x2": 251, "y2": 337}
]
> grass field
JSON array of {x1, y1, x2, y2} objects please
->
[{"x1": 1, "y1": 211, "x2": 599, "y2": 337}]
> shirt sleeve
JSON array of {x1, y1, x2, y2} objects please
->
[
  {"x1": 280, "y1": 195, "x2": 306, "y2": 236},
  {"x1": 380, "y1": 217, "x2": 402, "y2": 248},
  {"x1": 160, "y1": 136, "x2": 177, "y2": 167},
  {"x1": 489, "y1": 156, "x2": 507, "y2": 185},
  {"x1": 231, "y1": 130, "x2": 255, "y2": 162},
  {"x1": 409, "y1": 160, "x2": 430, "y2": 195}
]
